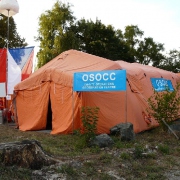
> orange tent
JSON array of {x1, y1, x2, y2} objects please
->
[{"x1": 13, "y1": 50, "x2": 180, "y2": 134}]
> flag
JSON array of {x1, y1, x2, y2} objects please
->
[
  {"x1": 7, "y1": 50, "x2": 21, "y2": 94},
  {"x1": 9, "y1": 46, "x2": 35, "y2": 81},
  {"x1": 0, "y1": 48, "x2": 7, "y2": 83},
  {"x1": 0, "y1": 46, "x2": 35, "y2": 95}
]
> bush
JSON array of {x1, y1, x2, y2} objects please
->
[
  {"x1": 81, "y1": 106, "x2": 99, "y2": 141},
  {"x1": 148, "y1": 83, "x2": 180, "y2": 130}
]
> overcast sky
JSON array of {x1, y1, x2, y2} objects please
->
[{"x1": 12, "y1": 0, "x2": 180, "y2": 54}]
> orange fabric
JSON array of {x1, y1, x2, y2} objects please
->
[
  {"x1": 16, "y1": 82, "x2": 50, "y2": 131},
  {"x1": 50, "y1": 83, "x2": 81, "y2": 134},
  {"x1": 13, "y1": 50, "x2": 180, "y2": 134}
]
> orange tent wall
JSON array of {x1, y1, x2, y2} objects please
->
[
  {"x1": 50, "y1": 83, "x2": 82, "y2": 134},
  {"x1": 16, "y1": 82, "x2": 50, "y2": 131}
]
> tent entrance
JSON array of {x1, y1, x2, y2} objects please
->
[{"x1": 46, "y1": 98, "x2": 52, "y2": 130}]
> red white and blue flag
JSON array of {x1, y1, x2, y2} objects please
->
[{"x1": 0, "y1": 46, "x2": 34, "y2": 95}]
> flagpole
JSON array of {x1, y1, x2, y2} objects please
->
[
  {"x1": 5, "y1": 9, "x2": 10, "y2": 121},
  {"x1": 6, "y1": 9, "x2": 9, "y2": 91}
]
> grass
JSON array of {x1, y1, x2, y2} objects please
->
[{"x1": 0, "y1": 123, "x2": 180, "y2": 179}]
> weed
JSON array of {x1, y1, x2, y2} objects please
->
[
  {"x1": 99, "y1": 153, "x2": 113, "y2": 163},
  {"x1": 133, "y1": 144, "x2": 144, "y2": 158},
  {"x1": 145, "y1": 152, "x2": 157, "y2": 159},
  {"x1": 81, "y1": 106, "x2": 99, "y2": 141},
  {"x1": 158, "y1": 144, "x2": 170, "y2": 154},
  {"x1": 0, "y1": 122, "x2": 180, "y2": 179},
  {"x1": 90, "y1": 146, "x2": 100, "y2": 153},
  {"x1": 0, "y1": 165, "x2": 31, "y2": 179},
  {"x1": 120, "y1": 152, "x2": 131, "y2": 160},
  {"x1": 57, "y1": 164, "x2": 77, "y2": 176}
]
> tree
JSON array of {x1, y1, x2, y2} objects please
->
[
  {"x1": 35, "y1": 0, "x2": 169, "y2": 68},
  {"x1": 69, "y1": 18, "x2": 133, "y2": 62},
  {"x1": 123, "y1": 25, "x2": 165, "y2": 66},
  {"x1": 136, "y1": 37, "x2": 165, "y2": 66},
  {"x1": 0, "y1": 15, "x2": 27, "y2": 48},
  {"x1": 158, "y1": 49, "x2": 180, "y2": 73},
  {"x1": 123, "y1": 25, "x2": 144, "y2": 62},
  {"x1": 36, "y1": 1, "x2": 76, "y2": 68}
]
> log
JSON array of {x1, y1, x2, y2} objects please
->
[{"x1": 0, "y1": 140, "x2": 59, "y2": 170}]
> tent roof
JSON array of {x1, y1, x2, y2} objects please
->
[
  {"x1": 14, "y1": 49, "x2": 121, "y2": 91},
  {"x1": 117, "y1": 61, "x2": 180, "y2": 80},
  {"x1": 14, "y1": 49, "x2": 180, "y2": 91}
]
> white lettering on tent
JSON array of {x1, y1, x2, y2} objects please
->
[
  {"x1": 82, "y1": 72, "x2": 116, "y2": 82},
  {"x1": 155, "y1": 79, "x2": 168, "y2": 87}
]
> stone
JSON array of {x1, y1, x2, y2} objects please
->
[
  {"x1": 0, "y1": 139, "x2": 59, "y2": 169},
  {"x1": 89, "y1": 134, "x2": 114, "y2": 148},
  {"x1": 110, "y1": 122, "x2": 135, "y2": 141}
]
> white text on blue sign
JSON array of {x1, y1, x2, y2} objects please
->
[
  {"x1": 73, "y1": 70, "x2": 126, "y2": 92},
  {"x1": 150, "y1": 78, "x2": 174, "y2": 92}
]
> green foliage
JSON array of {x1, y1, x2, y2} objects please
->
[
  {"x1": 74, "y1": 135, "x2": 87, "y2": 149},
  {"x1": 133, "y1": 144, "x2": 144, "y2": 158},
  {"x1": 148, "y1": 83, "x2": 180, "y2": 130},
  {"x1": 57, "y1": 164, "x2": 78, "y2": 176},
  {"x1": 0, "y1": 166, "x2": 31, "y2": 180},
  {"x1": 136, "y1": 37, "x2": 165, "y2": 66},
  {"x1": 35, "y1": 1, "x2": 179, "y2": 71},
  {"x1": 81, "y1": 106, "x2": 99, "y2": 141},
  {"x1": 120, "y1": 152, "x2": 131, "y2": 160},
  {"x1": 36, "y1": 0, "x2": 76, "y2": 68},
  {"x1": 99, "y1": 153, "x2": 113, "y2": 163},
  {"x1": 158, "y1": 144, "x2": 170, "y2": 155},
  {"x1": 0, "y1": 15, "x2": 27, "y2": 48},
  {"x1": 70, "y1": 18, "x2": 133, "y2": 62},
  {"x1": 158, "y1": 49, "x2": 180, "y2": 73}
]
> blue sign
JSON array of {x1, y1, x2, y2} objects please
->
[
  {"x1": 150, "y1": 78, "x2": 174, "y2": 92},
  {"x1": 73, "y1": 70, "x2": 126, "y2": 92}
]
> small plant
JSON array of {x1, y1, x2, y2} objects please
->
[
  {"x1": 148, "y1": 83, "x2": 180, "y2": 131},
  {"x1": 158, "y1": 144, "x2": 170, "y2": 155},
  {"x1": 81, "y1": 106, "x2": 99, "y2": 141},
  {"x1": 99, "y1": 153, "x2": 113, "y2": 163},
  {"x1": 134, "y1": 144, "x2": 144, "y2": 158},
  {"x1": 57, "y1": 164, "x2": 77, "y2": 176},
  {"x1": 120, "y1": 152, "x2": 131, "y2": 160}
]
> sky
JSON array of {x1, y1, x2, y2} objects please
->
[{"x1": 11, "y1": 0, "x2": 180, "y2": 55}]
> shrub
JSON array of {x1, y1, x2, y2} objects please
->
[
  {"x1": 81, "y1": 106, "x2": 99, "y2": 141},
  {"x1": 147, "y1": 83, "x2": 180, "y2": 130}
]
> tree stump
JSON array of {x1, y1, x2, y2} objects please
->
[{"x1": 0, "y1": 140, "x2": 59, "y2": 169}]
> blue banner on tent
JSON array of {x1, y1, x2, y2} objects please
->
[
  {"x1": 150, "y1": 78, "x2": 174, "y2": 92},
  {"x1": 73, "y1": 70, "x2": 126, "y2": 92}
]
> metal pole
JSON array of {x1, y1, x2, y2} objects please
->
[
  {"x1": 6, "y1": 9, "x2": 10, "y2": 97},
  {"x1": 5, "y1": 10, "x2": 10, "y2": 123},
  {"x1": 7, "y1": 9, "x2": 9, "y2": 50},
  {"x1": 72, "y1": 89, "x2": 74, "y2": 133},
  {"x1": 125, "y1": 90, "x2": 127, "y2": 123}
]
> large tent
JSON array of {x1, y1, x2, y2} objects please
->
[{"x1": 13, "y1": 50, "x2": 180, "y2": 134}]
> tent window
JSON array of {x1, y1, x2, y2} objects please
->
[{"x1": 46, "y1": 97, "x2": 52, "y2": 130}]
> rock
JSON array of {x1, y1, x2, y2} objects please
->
[
  {"x1": 0, "y1": 139, "x2": 59, "y2": 170},
  {"x1": 89, "y1": 134, "x2": 114, "y2": 148},
  {"x1": 169, "y1": 122, "x2": 180, "y2": 132},
  {"x1": 110, "y1": 122, "x2": 135, "y2": 141}
]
